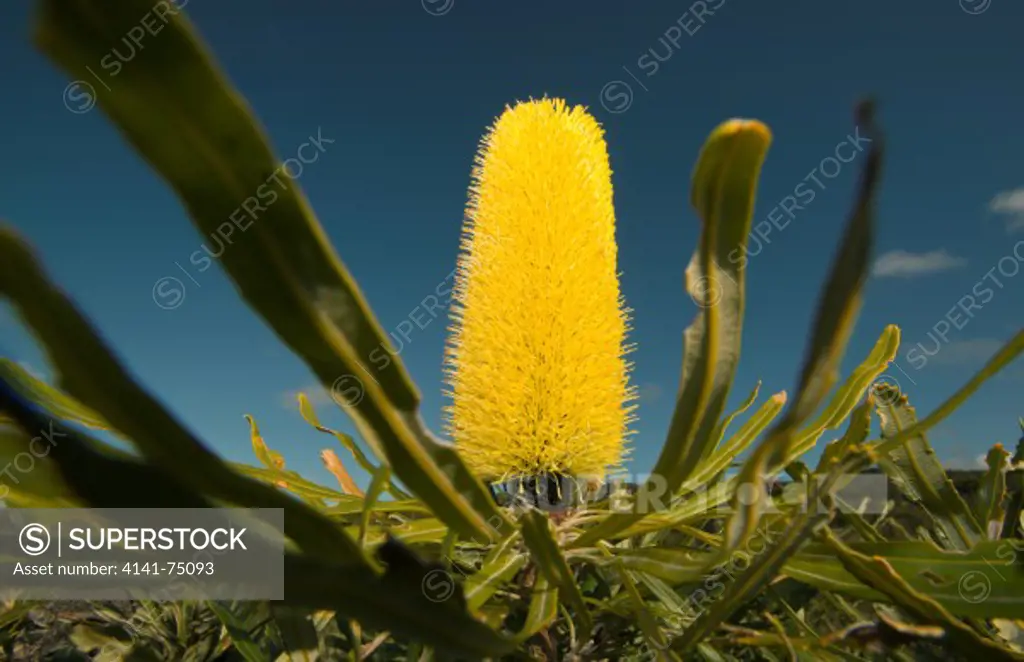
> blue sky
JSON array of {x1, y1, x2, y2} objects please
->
[{"x1": 1, "y1": 0, "x2": 1022, "y2": 491}]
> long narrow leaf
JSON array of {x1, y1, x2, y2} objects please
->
[
  {"x1": 512, "y1": 575, "x2": 559, "y2": 644},
  {"x1": 873, "y1": 383, "x2": 983, "y2": 549},
  {"x1": 655, "y1": 120, "x2": 772, "y2": 492},
  {"x1": 722, "y1": 101, "x2": 883, "y2": 555},
  {"x1": 464, "y1": 543, "x2": 528, "y2": 612},
  {"x1": 205, "y1": 602, "x2": 267, "y2": 662},
  {"x1": 0, "y1": 358, "x2": 107, "y2": 430},
  {"x1": 576, "y1": 121, "x2": 771, "y2": 544},
  {"x1": 0, "y1": 230, "x2": 365, "y2": 565},
  {"x1": 574, "y1": 325, "x2": 897, "y2": 547},
  {"x1": 33, "y1": 0, "x2": 508, "y2": 543},
  {"x1": 818, "y1": 530, "x2": 1024, "y2": 660},
  {"x1": 871, "y1": 330, "x2": 1024, "y2": 456},
  {"x1": 786, "y1": 539, "x2": 1024, "y2": 619},
  {"x1": 520, "y1": 510, "x2": 594, "y2": 635},
  {"x1": 698, "y1": 380, "x2": 762, "y2": 465},
  {"x1": 618, "y1": 566, "x2": 680, "y2": 661},
  {"x1": 978, "y1": 443, "x2": 1011, "y2": 539},
  {"x1": 669, "y1": 502, "x2": 832, "y2": 652}
]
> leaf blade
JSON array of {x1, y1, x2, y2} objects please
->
[{"x1": 32, "y1": 0, "x2": 508, "y2": 543}]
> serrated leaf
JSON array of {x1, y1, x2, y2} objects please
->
[
  {"x1": 349, "y1": 517, "x2": 449, "y2": 548},
  {"x1": 573, "y1": 121, "x2": 770, "y2": 546},
  {"x1": 298, "y1": 394, "x2": 381, "y2": 474},
  {"x1": 873, "y1": 383, "x2": 983, "y2": 549},
  {"x1": 785, "y1": 538, "x2": 1024, "y2": 619},
  {"x1": 814, "y1": 394, "x2": 873, "y2": 473},
  {"x1": 687, "y1": 390, "x2": 787, "y2": 489},
  {"x1": 230, "y1": 464, "x2": 351, "y2": 503},
  {"x1": 321, "y1": 498, "x2": 430, "y2": 518},
  {"x1": 246, "y1": 415, "x2": 290, "y2": 485},
  {"x1": 818, "y1": 529, "x2": 1024, "y2": 660},
  {"x1": 870, "y1": 330, "x2": 1024, "y2": 457}
]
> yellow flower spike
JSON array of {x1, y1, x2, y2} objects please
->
[{"x1": 444, "y1": 98, "x2": 636, "y2": 482}]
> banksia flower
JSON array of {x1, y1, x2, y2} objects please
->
[{"x1": 444, "y1": 98, "x2": 636, "y2": 482}]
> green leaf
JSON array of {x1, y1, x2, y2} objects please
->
[
  {"x1": 0, "y1": 391, "x2": 212, "y2": 509},
  {"x1": 0, "y1": 601, "x2": 33, "y2": 631},
  {"x1": 230, "y1": 464, "x2": 352, "y2": 503},
  {"x1": 618, "y1": 566, "x2": 681, "y2": 661},
  {"x1": 349, "y1": 517, "x2": 450, "y2": 547},
  {"x1": 657, "y1": 119, "x2": 773, "y2": 491},
  {"x1": 297, "y1": 393, "x2": 382, "y2": 477},
  {"x1": 280, "y1": 554, "x2": 516, "y2": 658},
  {"x1": 873, "y1": 383, "x2": 984, "y2": 549},
  {"x1": 871, "y1": 330, "x2": 1024, "y2": 457},
  {"x1": 814, "y1": 393, "x2": 873, "y2": 473},
  {"x1": 786, "y1": 324, "x2": 899, "y2": 460},
  {"x1": 818, "y1": 530, "x2": 1024, "y2": 660},
  {"x1": 608, "y1": 548, "x2": 710, "y2": 585},
  {"x1": 0, "y1": 421, "x2": 77, "y2": 503},
  {"x1": 246, "y1": 415, "x2": 284, "y2": 472},
  {"x1": 269, "y1": 605, "x2": 321, "y2": 662},
  {"x1": 520, "y1": 510, "x2": 594, "y2": 635},
  {"x1": 0, "y1": 358, "x2": 108, "y2": 430},
  {"x1": 722, "y1": 101, "x2": 883, "y2": 557},
  {"x1": 574, "y1": 121, "x2": 772, "y2": 544},
  {"x1": 668, "y1": 493, "x2": 833, "y2": 653},
  {"x1": 0, "y1": 229, "x2": 364, "y2": 565},
  {"x1": 785, "y1": 539, "x2": 1024, "y2": 619},
  {"x1": 297, "y1": 394, "x2": 409, "y2": 500},
  {"x1": 205, "y1": 601, "x2": 267, "y2": 662},
  {"x1": 512, "y1": 575, "x2": 559, "y2": 643},
  {"x1": 977, "y1": 443, "x2": 1011, "y2": 539},
  {"x1": 636, "y1": 572, "x2": 696, "y2": 629},
  {"x1": 573, "y1": 325, "x2": 897, "y2": 547},
  {"x1": 687, "y1": 389, "x2": 787, "y2": 489},
  {"x1": 69, "y1": 624, "x2": 133, "y2": 662},
  {"x1": 463, "y1": 535, "x2": 528, "y2": 611},
  {"x1": 33, "y1": 0, "x2": 508, "y2": 543},
  {"x1": 360, "y1": 466, "x2": 392, "y2": 547},
  {"x1": 698, "y1": 380, "x2": 762, "y2": 465},
  {"x1": 321, "y1": 498, "x2": 430, "y2": 517}
]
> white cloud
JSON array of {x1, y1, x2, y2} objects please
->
[
  {"x1": 989, "y1": 188, "x2": 1024, "y2": 233},
  {"x1": 871, "y1": 249, "x2": 966, "y2": 278},
  {"x1": 281, "y1": 384, "x2": 333, "y2": 410},
  {"x1": 930, "y1": 338, "x2": 1004, "y2": 366}
]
